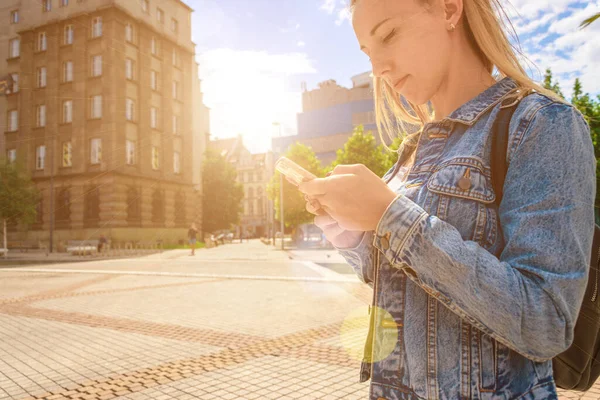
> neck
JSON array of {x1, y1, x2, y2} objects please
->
[{"x1": 430, "y1": 42, "x2": 496, "y2": 122}]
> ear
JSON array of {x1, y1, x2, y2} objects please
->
[{"x1": 443, "y1": 0, "x2": 463, "y2": 28}]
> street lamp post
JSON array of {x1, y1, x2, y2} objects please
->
[{"x1": 272, "y1": 122, "x2": 284, "y2": 250}]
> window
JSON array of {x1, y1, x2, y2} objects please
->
[
  {"x1": 141, "y1": 0, "x2": 149, "y2": 13},
  {"x1": 64, "y1": 25, "x2": 74, "y2": 45},
  {"x1": 152, "y1": 147, "x2": 159, "y2": 170},
  {"x1": 63, "y1": 61, "x2": 73, "y2": 82},
  {"x1": 91, "y1": 55, "x2": 102, "y2": 77},
  {"x1": 157, "y1": 8, "x2": 164, "y2": 23},
  {"x1": 84, "y1": 186, "x2": 100, "y2": 226},
  {"x1": 42, "y1": 0, "x2": 52, "y2": 12},
  {"x1": 92, "y1": 17, "x2": 102, "y2": 38},
  {"x1": 172, "y1": 115, "x2": 179, "y2": 134},
  {"x1": 62, "y1": 100, "x2": 73, "y2": 123},
  {"x1": 172, "y1": 50, "x2": 180, "y2": 67},
  {"x1": 126, "y1": 140, "x2": 136, "y2": 165},
  {"x1": 150, "y1": 70, "x2": 158, "y2": 90},
  {"x1": 171, "y1": 18, "x2": 179, "y2": 34},
  {"x1": 38, "y1": 32, "x2": 47, "y2": 52},
  {"x1": 172, "y1": 81, "x2": 179, "y2": 100},
  {"x1": 7, "y1": 110, "x2": 18, "y2": 132},
  {"x1": 62, "y1": 142, "x2": 72, "y2": 167},
  {"x1": 90, "y1": 138, "x2": 102, "y2": 164},
  {"x1": 151, "y1": 36, "x2": 159, "y2": 56},
  {"x1": 36, "y1": 146, "x2": 46, "y2": 170},
  {"x1": 10, "y1": 74, "x2": 19, "y2": 93},
  {"x1": 36, "y1": 105, "x2": 46, "y2": 127},
  {"x1": 9, "y1": 38, "x2": 20, "y2": 58},
  {"x1": 127, "y1": 188, "x2": 141, "y2": 223},
  {"x1": 173, "y1": 152, "x2": 181, "y2": 174},
  {"x1": 125, "y1": 58, "x2": 134, "y2": 80},
  {"x1": 125, "y1": 23, "x2": 133, "y2": 42},
  {"x1": 61, "y1": 0, "x2": 69, "y2": 6},
  {"x1": 37, "y1": 67, "x2": 47, "y2": 88},
  {"x1": 90, "y1": 95, "x2": 102, "y2": 119},
  {"x1": 150, "y1": 107, "x2": 158, "y2": 129},
  {"x1": 151, "y1": 189, "x2": 164, "y2": 224},
  {"x1": 10, "y1": 10, "x2": 19, "y2": 24},
  {"x1": 126, "y1": 98, "x2": 135, "y2": 121},
  {"x1": 55, "y1": 189, "x2": 70, "y2": 225},
  {"x1": 7, "y1": 149, "x2": 17, "y2": 163}
]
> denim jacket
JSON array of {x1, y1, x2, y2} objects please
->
[{"x1": 338, "y1": 77, "x2": 597, "y2": 399}]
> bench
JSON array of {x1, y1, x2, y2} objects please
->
[
  {"x1": 7, "y1": 240, "x2": 43, "y2": 252},
  {"x1": 67, "y1": 240, "x2": 99, "y2": 256}
]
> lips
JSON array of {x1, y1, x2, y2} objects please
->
[{"x1": 393, "y1": 76, "x2": 408, "y2": 89}]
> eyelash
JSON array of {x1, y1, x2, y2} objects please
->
[{"x1": 383, "y1": 29, "x2": 396, "y2": 43}]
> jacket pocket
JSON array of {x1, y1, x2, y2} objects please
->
[
  {"x1": 426, "y1": 160, "x2": 497, "y2": 246},
  {"x1": 478, "y1": 331, "x2": 498, "y2": 392}
]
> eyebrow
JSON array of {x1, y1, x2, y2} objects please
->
[{"x1": 360, "y1": 18, "x2": 392, "y2": 50}]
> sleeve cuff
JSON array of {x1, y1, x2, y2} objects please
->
[
  {"x1": 336, "y1": 231, "x2": 374, "y2": 284},
  {"x1": 373, "y1": 194, "x2": 428, "y2": 264}
]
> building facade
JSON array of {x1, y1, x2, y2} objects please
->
[
  {"x1": 0, "y1": 0, "x2": 209, "y2": 246},
  {"x1": 272, "y1": 72, "x2": 377, "y2": 166},
  {"x1": 209, "y1": 135, "x2": 274, "y2": 238}
]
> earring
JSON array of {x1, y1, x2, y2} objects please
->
[{"x1": 449, "y1": 23, "x2": 456, "y2": 32}]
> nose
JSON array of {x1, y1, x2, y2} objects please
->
[{"x1": 370, "y1": 56, "x2": 392, "y2": 80}]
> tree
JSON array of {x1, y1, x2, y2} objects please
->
[
  {"x1": 580, "y1": 12, "x2": 600, "y2": 29},
  {"x1": 542, "y1": 68, "x2": 565, "y2": 99},
  {"x1": 569, "y1": 78, "x2": 600, "y2": 222},
  {"x1": 0, "y1": 159, "x2": 39, "y2": 251},
  {"x1": 327, "y1": 125, "x2": 397, "y2": 177},
  {"x1": 267, "y1": 143, "x2": 323, "y2": 230},
  {"x1": 201, "y1": 150, "x2": 244, "y2": 234}
]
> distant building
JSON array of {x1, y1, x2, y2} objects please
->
[
  {"x1": 0, "y1": 0, "x2": 209, "y2": 246},
  {"x1": 272, "y1": 72, "x2": 377, "y2": 166},
  {"x1": 209, "y1": 135, "x2": 274, "y2": 238}
]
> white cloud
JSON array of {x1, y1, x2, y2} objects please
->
[
  {"x1": 320, "y1": 0, "x2": 337, "y2": 14},
  {"x1": 320, "y1": 0, "x2": 352, "y2": 25},
  {"x1": 297, "y1": 41, "x2": 306, "y2": 47},
  {"x1": 197, "y1": 49, "x2": 317, "y2": 153}
]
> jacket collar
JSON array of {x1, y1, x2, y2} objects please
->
[{"x1": 425, "y1": 76, "x2": 519, "y2": 129}]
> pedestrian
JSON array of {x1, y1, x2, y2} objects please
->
[
  {"x1": 188, "y1": 223, "x2": 198, "y2": 256},
  {"x1": 299, "y1": 0, "x2": 595, "y2": 398},
  {"x1": 97, "y1": 234, "x2": 107, "y2": 253}
]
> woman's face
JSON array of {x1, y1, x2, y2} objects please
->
[{"x1": 352, "y1": 0, "x2": 451, "y2": 105}]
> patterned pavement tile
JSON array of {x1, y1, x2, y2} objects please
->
[{"x1": 30, "y1": 280, "x2": 366, "y2": 339}]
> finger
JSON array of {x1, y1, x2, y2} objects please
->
[
  {"x1": 322, "y1": 222, "x2": 345, "y2": 239},
  {"x1": 298, "y1": 178, "x2": 328, "y2": 196},
  {"x1": 306, "y1": 200, "x2": 326, "y2": 216},
  {"x1": 331, "y1": 164, "x2": 363, "y2": 175},
  {"x1": 314, "y1": 214, "x2": 337, "y2": 229}
]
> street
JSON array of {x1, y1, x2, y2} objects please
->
[{"x1": 0, "y1": 241, "x2": 597, "y2": 400}]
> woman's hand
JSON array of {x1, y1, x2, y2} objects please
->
[{"x1": 299, "y1": 164, "x2": 398, "y2": 232}]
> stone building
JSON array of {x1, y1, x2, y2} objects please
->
[
  {"x1": 0, "y1": 0, "x2": 209, "y2": 247},
  {"x1": 209, "y1": 135, "x2": 274, "y2": 238}
]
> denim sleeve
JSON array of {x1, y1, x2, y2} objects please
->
[
  {"x1": 335, "y1": 163, "x2": 399, "y2": 287},
  {"x1": 336, "y1": 231, "x2": 375, "y2": 287},
  {"x1": 373, "y1": 103, "x2": 597, "y2": 362}
]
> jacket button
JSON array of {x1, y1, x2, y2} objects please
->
[
  {"x1": 380, "y1": 236, "x2": 390, "y2": 250},
  {"x1": 458, "y1": 176, "x2": 471, "y2": 190}
]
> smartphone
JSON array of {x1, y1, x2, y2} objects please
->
[{"x1": 275, "y1": 156, "x2": 317, "y2": 186}]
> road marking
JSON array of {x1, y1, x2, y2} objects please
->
[{"x1": 0, "y1": 268, "x2": 361, "y2": 283}]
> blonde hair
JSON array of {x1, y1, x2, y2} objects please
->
[{"x1": 350, "y1": 0, "x2": 567, "y2": 152}]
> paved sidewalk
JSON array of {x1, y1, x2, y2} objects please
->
[{"x1": 0, "y1": 240, "x2": 597, "y2": 399}]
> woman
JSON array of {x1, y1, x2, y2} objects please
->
[
  {"x1": 300, "y1": 0, "x2": 596, "y2": 398},
  {"x1": 188, "y1": 223, "x2": 198, "y2": 256}
]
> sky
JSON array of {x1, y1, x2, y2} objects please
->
[{"x1": 187, "y1": 0, "x2": 600, "y2": 154}]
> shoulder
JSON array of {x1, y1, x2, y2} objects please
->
[{"x1": 507, "y1": 91, "x2": 590, "y2": 159}]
